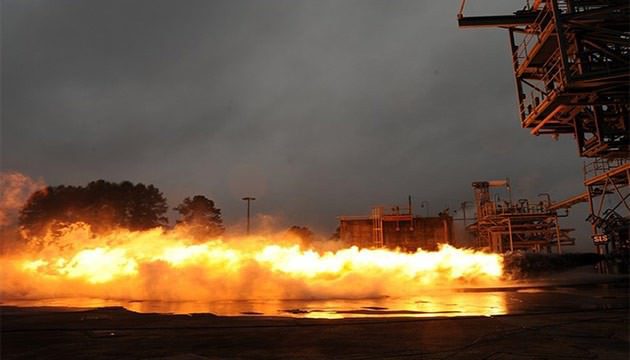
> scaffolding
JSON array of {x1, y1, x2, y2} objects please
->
[
  {"x1": 458, "y1": 1, "x2": 629, "y2": 265},
  {"x1": 467, "y1": 179, "x2": 574, "y2": 253},
  {"x1": 459, "y1": 0, "x2": 629, "y2": 158},
  {"x1": 584, "y1": 158, "x2": 630, "y2": 261}
]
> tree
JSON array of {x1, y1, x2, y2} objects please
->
[
  {"x1": 19, "y1": 185, "x2": 84, "y2": 236},
  {"x1": 174, "y1": 195, "x2": 224, "y2": 239},
  {"x1": 19, "y1": 180, "x2": 169, "y2": 236},
  {"x1": 123, "y1": 183, "x2": 169, "y2": 230}
]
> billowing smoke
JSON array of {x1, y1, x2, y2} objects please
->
[
  {"x1": 0, "y1": 171, "x2": 45, "y2": 227},
  {"x1": 0, "y1": 171, "x2": 46, "y2": 254}
]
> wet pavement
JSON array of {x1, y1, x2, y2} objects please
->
[
  {"x1": 2, "y1": 269, "x2": 629, "y2": 359},
  {"x1": 3, "y1": 270, "x2": 628, "y2": 319}
]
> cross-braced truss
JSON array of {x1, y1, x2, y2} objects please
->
[{"x1": 458, "y1": 1, "x2": 629, "y2": 264}]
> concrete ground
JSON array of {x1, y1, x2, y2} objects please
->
[
  {"x1": 2, "y1": 303, "x2": 628, "y2": 359},
  {"x1": 3, "y1": 270, "x2": 629, "y2": 359}
]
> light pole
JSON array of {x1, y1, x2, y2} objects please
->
[{"x1": 242, "y1": 197, "x2": 256, "y2": 235}]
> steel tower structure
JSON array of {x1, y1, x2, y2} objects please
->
[
  {"x1": 458, "y1": 0, "x2": 629, "y2": 267},
  {"x1": 468, "y1": 179, "x2": 574, "y2": 253}
]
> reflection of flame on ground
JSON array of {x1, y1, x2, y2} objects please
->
[{"x1": 3, "y1": 223, "x2": 504, "y2": 308}]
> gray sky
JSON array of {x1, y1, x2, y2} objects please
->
[{"x1": 1, "y1": 0, "x2": 593, "y2": 247}]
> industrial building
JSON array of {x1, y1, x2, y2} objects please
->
[
  {"x1": 339, "y1": 202, "x2": 452, "y2": 251},
  {"x1": 466, "y1": 179, "x2": 575, "y2": 253},
  {"x1": 458, "y1": 0, "x2": 629, "y2": 268}
]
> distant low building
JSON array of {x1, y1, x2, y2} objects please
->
[{"x1": 339, "y1": 205, "x2": 452, "y2": 252}]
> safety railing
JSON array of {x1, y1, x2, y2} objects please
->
[
  {"x1": 518, "y1": 47, "x2": 566, "y2": 121},
  {"x1": 512, "y1": 5, "x2": 553, "y2": 68},
  {"x1": 584, "y1": 158, "x2": 628, "y2": 180},
  {"x1": 480, "y1": 199, "x2": 551, "y2": 218}
]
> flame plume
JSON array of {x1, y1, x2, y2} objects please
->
[{"x1": 2, "y1": 223, "x2": 503, "y2": 303}]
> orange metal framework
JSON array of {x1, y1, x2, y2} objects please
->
[
  {"x1": 583, "y1": 159, "x2": 629, "y2": 265},
  {"x1": 460, "y1": 0, "x2": 629, "y2": 158},
  {"x1": 458, "y1": 1, "x2": 629, "y2": 263},
  {"x1": 467, "y1": 179, "x2": 574, "y2": 253}
]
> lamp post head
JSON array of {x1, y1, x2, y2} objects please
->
[{"x1": 242, "y1": 197, "x2": 256, "y2": 201}]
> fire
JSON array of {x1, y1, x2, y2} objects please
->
[
  {"x1": 2, "y1": 223, "x2": 504, "y2": 304},
  {"x1": 255, "y1": 245, "x2": 502, "y2": 281}
]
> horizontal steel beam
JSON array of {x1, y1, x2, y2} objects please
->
[
  {"x1": 548, "y1": 192, "x2": 589, "y2": 210},
  {"x1": 458, "y1": 13, "x2": 538, "y2": 28}
]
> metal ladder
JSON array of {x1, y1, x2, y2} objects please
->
[{"x1": 371, "y1": 207, "x2": 384, "y2": 248}]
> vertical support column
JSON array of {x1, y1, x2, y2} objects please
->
[
  {"x1": 508, "y1": 217, "x2": 514, "y2": 252},
  {"x1": 555, "y1": 214, "x2": 562, "y2": 254},
  {"x1": 549, "y1": 0, "x2": 572, "y2": 86},
  {"x1": 509, "y1": 28, "x2": 527, "y2": 124},
  {"x1": 593, "y1": 106, "x2": 604, "y2": 150},
  {"x1": 587, "y1": 179, "x2": 608, "y2": 273}
]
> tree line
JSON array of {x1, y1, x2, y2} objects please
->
[
  {"x1": 18, "y1": 179, "x2": 320, "y2": 242},
  {"x1": 19, "y1": 180, "x2": 223, "y2": 239}
]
